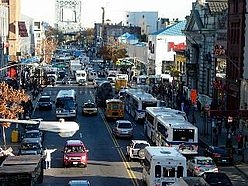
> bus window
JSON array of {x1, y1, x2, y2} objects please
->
[
  {"x1": 163, "y1": 167, "x2": 175, "y2": 177},
  {"x1": 177, "y1": 166, "x2": 184, "y2": 178},
  {"x1": 155, "y1": 165, "x2": 161, "y2": 178}
]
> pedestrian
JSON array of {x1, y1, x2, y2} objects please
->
[{"x1": 44, "y1": 148, "x2": 56, "y2": 169}]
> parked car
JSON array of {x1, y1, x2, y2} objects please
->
[
  {"x1": 18, "y1": 138, "x2": 43, "y2": 155},
  {"x1": 187, "y1": 156, "x2": 218, "y2": 176},
  {"x1": 37, "y1": 95, "x2": 53, "y2": 110},
  {"x1": 202, "y1": 172, "x2": 233, "y2": 186},
  {"x1": 62, "y1": 140, "x2": 89, "y2": 167},
  {"x1": 82, "y1": 101, "x2": 98, "y2": 115},
  {"x1": 204, "y1": 146, "x2": 233, "y2": 165},
  {"x1": 126, "y1": 140, "x2": 150, "y2": 161},
  {"x1": 112, "y1": 120, "x2": 133, "y2": 138}
]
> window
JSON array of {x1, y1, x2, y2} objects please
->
[
  {"x1": 163, "y1": 167, "x2": 175, "y2": 177},
  {"x1": 146, "y1": 113, "x2": 154, "y2": 126},
  {"x1": 177, "y1": 166, "x2": 184, "y2": 178},
  {"x1": 173, "y1": 129, "x2": 195, "y2": 142},
  {"x1": 155, "y1": 165, "x2": 161, "y2": 178}
]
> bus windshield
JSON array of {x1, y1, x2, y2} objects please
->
[{"x1": 56, "y1": 98, "x2": 75, "y2": 109}]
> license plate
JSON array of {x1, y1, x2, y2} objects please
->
[
  {"x1": 73, "y1": 162, "x2": 78, "y2": 165},
  {"x1": 222, "y1": 160, "x2": 227, "y2": 162}
]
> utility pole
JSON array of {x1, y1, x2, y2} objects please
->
[{"x1": 101, "y1": 7, "x2": 105, "y2": 44}]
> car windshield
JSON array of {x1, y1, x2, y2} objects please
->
[
  {"x1": 134, "y1": 143, "x2": 149, "y2": 149},
  {"x1": 39, "y1": 97, "x2": 50, "y2": 102},
  {"x1": 65, "y1": 145, "x2": 85, "y2": 153},
  {"x1": 25, "y1": 132, "x2": 40, "y2": 138},
  {"x1": 197, "y1": 159, "x2": 214, "y2": 165},
  {"x1": 84, "y1": 103, "x2": 95, "y2": 108},
  {"x1": 214, "y1": 147, "x2": 227, "y2": 154},
  {"x1": 118, "y1": 122, "x2": 132, "y2": 128}
]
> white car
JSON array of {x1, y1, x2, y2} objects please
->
[
  {"x1": 126, "y1": 140, "x2": 150, "y2": 161},
  {"x1": 187, "y1": 156, "x2": 219, "y2": 176}
]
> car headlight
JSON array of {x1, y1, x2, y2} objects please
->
[{"x1": 64, "y1": 155, "x2": 69, "y2": 160}]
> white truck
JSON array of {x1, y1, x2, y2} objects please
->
[{"x1": 70, "y1": 59, "x2": 82, "y2": 78}]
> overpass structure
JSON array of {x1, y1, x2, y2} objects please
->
[{"x1": 55, "y1": 0, "x2": 82, "y2": 33}]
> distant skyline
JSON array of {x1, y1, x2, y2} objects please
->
[{"x1": 21, "y1": 0, "x2": 195, "y2": 28}]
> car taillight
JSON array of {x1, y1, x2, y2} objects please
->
[
  {"x1": 194, "y1": 166, "x2": 201, "y2": 171},
  {"x1": 213, "y1": 153, "x2": 221, "y2": 157}
]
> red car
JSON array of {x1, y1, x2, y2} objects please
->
[{"x1": 63, "y1": 140, "x2": 89, "y2": 167}]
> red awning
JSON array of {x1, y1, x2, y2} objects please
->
[{"x1": 18, "y1": 21, "x2": 28, "y2": 37}]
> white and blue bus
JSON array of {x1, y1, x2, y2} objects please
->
[
  {"x1": 144, "y1": 107, "x2": 187, "y2": 144},
  {"x1": 55, "y1": 89, "x2": 77, "y2": 119},
  {"x1": 124, "y1": 88, "x2": 159, "y2": 123},
  {"x1": 155, "y1": 116, "x2": 198, "y2": 155}
]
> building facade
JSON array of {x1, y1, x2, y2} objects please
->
[
  {"x1": 227, "y1": 0, "x2": 245, "y2": 112},
  {"x1": 147, "y1": 21, "x2": 187, "y2": 76},
  {"x1": 55, "y1": 0, "x2": 82, "y2": 33},
  {"x1": 184, "y1": 0, "x2": 228, "y2": 108},
  {"x1": 241, "y1": 0, "x2": 248, "y2": 112},
  {"x1": 0, "y1": 2, "x2": 9, "y2": 77},
  {"x1": 123, "y1": 11, "x2": 158, "y2": 34}
]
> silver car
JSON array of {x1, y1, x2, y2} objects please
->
[
  {"x1": 112, "y1": 120, "x2": 133, "y2": 138},
  {"x1": 187, "y1": 156, "x2": 219, "y2": 176}
]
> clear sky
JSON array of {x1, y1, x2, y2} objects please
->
[{"x1": 21, "y1": 0, "x2": 195, "y2": 28}]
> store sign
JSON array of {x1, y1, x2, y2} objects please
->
[{"x1": 18, "y1": 21, "x2": 28, "y2": 37}]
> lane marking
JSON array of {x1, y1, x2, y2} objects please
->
[{"x1": 90, "y1": 92, "x2": 139, "y2": 186}]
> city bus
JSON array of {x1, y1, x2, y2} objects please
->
[
  {"x1": 155, "y1": 116, "x2": 198, "y2": 155},
  {"x1": 105, "y1": 99, "x2": 125, "y2": 121},
  {"x1": 124, "y1": 88, "x2": 159, "y2": 123},
  {"x1": 95, "y1": 81, "x2": 115, "y2": 107},
  {"x1": 55, "y1": 89, "x2": 77, "y2": 119},
  {"x1": 142, "y1": 146, "x2": 187, "y2": 186},
  {"x1": 144, "y1": 107, "x2": 187, "y2": 143}
]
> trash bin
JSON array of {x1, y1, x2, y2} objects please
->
[{"x1": 11, "y1": 130, "x2": 19, "y2": 143}]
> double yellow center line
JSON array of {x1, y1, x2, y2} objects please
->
[{"x1": 99, "y1": 109, "x2": 139, "y2": 186}]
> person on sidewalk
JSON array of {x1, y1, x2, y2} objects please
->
[{"x1": 44, "y1": 148, "x2": 57, "y2": 169}]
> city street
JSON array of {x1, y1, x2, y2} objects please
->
[{"x1": 30, "y1": 85, "x2": 248, "y2": 186}]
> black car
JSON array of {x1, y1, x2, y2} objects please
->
[
  {"x1": 37, "y1": 96, "x2": 53, "y2": 110},
  {"x1": 202, "y1": 172, "x2": 233, "y2": 186},
  {"x1": 18, "y1": 138, "x2": 43, "y2": 156},
  {"x1": 204, "y1": 146, "x2": 233, "y2": 165}
]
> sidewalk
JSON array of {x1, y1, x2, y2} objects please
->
[{"x1": 188, "y1": 107, "x2": 248, "y2": 179}]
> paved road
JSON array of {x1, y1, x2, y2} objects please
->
[
  {"x1": 33, "y1": 85, "x2": 142, "y2": 186},
  {"x1": 2, "y1": 84, "x2": 248, "y2": 186}
]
